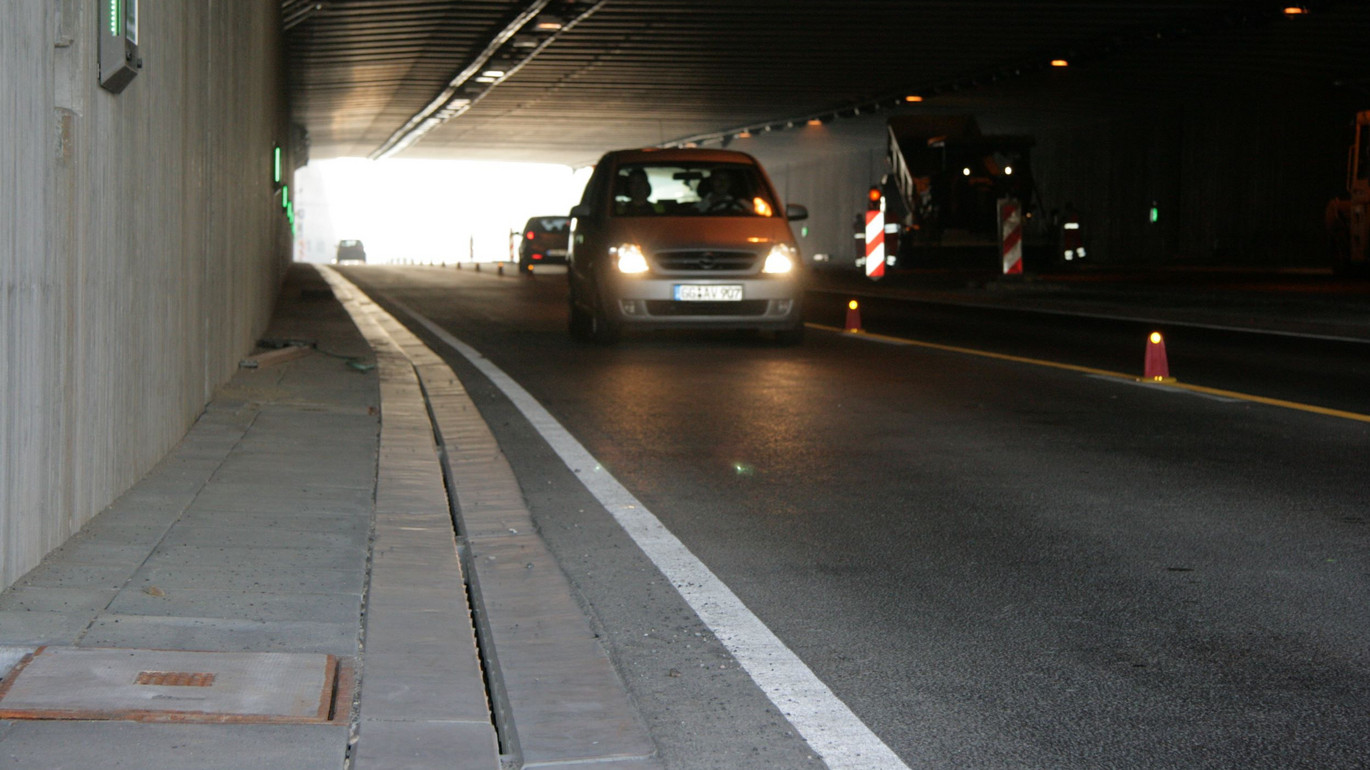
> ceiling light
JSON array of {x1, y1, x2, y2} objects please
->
[
  {"x1": 904, "y1": 95, "x2": 924, "y2": 103},
  {"x1": 1050, "y1": 59, "x2": 1069, "y2": 68},
  {"x1": 1282, "y1": 6, "x2": 1308, "y2": 16},
  {"x1": 481, "y1": 69, "x2": 505, "y2": 78},
  {"x1": 806, "y1": 119, "x2": 823, "y2": 126},
  {"x1": 535, "y1": 20, "x2": 563, "y2": 31}
]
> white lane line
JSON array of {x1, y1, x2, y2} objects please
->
[{"x1": 391, "y1": 300, "x2": 911, "y2": 770}]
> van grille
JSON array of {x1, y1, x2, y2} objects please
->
[
  {"x1": 644, "y1": 300, "x2": 770, "y2": 316},
  {"x1": 654, "y1": 250, "x2": 758, "y2": 271}
]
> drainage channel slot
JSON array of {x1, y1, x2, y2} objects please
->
[{"x1": 418, "y1": 369, "x2": 515, "y2": 759}]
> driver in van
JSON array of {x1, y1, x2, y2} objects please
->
[{"x1": 696, "y1": 168, "x2": 745, "y2": 213}]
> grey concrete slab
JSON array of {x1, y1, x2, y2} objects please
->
[
  {"x1": 0, "y1": 586, "x2": 117, "y2": 613},
  {"x1": 67, "y1": 521, "x2": 173, "y2": 546},
  {"x1": 118, "y1": 477, "x2": 212, "y2": 500},
  {"x1": 136, "y1": 456, "x2": 227, "y2": 479},
  {"x1": 371, "y1": 523, "x2": 455, "y2": 541},
  {"x1": 454, "y1": 508, "x2": 536, "y2": 541},
  {"x1": 151, "y1": 434, "x2": 244, "y2": 455},
  {"x1": 246, "y1": 407, "x2": 379, "y2": 431},
  {"x1": 369, "y1": 558, "x2": 465, "y2": 586},
  {"x1": 190, "y1": 481, "x2": 373, "y2": 512},
  {"x1": 364, "y1": 582, "x2": 473, "y2": 614},
  {"x1": 106, "y1": 588, "x2": 361, "y2": 625},
  {"x1": 175, "y1": 508, "x2": 371, "y2": 536},
  {"x1": 0, "y1": 721, "x2": 349, "y2": 770},
  {"x1": 36, "y1": 540, "x2": 153, "y2": 568},
  {"x1": 362, "y1": 606, "x2": 481, "y2": 657},
  {"x1": 368, "y1": 550, "x2": 464, "y2": 575},
  {"x1": 74, "y1": 500, "x2": 185, "y2": 529},
  {"x1": 131, "y1": 563, "x2": 365, "y2": 596},
  {"x1": 211, "y1": 463, "x2": 374, "y2": 485},
  {"x1": 369, "y1": 529, "x2": 460, "y2": 554},
  {"x1": 358, "y1": 652, "x2": 491, "y2": 722},
  {"x1": 140, "y1": 544, "x2": 366, "y2": 571},
  {"x1": 372, "y1": 510, "x2": 454, "y2": 527},
  {"x1": 0, "y1": 647, "x2": 335, "y2": 721},
  {"x1": 353, "y1": 719, "x2": 499, "y2": 770},
  {"x1": 208, "y1": 461, "x2": 377, "y2": 487},
  {"x1": 232, "y1": 421, "x2": 377, "y2": 440},
  {"x1": 12, "y1": 562, "x2": 136, "y2": 591},
  {"x1": 0, "y1": 611, "x2": 92, "y2": 646},
  {"x1": 374, "y1": 493, "x2": 452, "y2": 513},
  {"x1": 532, "y1": 760, "x2": 666, "y2": 770},
  {"x1": 155, "y1": 524, "x2": 368, "y2": 551},
  {"x1": 0, "y1": 647, "x2": 35, "y2": 680},
  {"x1": 80, "y1": 614, "x2": 358, "y2": 656},
  {"x1": 373, "y1": 466, "x2": 446, "y2": 484}
]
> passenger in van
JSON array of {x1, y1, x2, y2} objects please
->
[{"x1": 617, "y1": 168, "x2": 662, "y2": 216}]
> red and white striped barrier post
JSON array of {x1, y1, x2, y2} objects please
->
[
  {"x1": 998, "y1": 197, "x2": 1023, "y2": 275},
  {"x1": 865, "y1": 208, "x2": 885, "y2": 280}
]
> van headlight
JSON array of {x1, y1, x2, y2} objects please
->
[
  {"x1": 614, "y1": 243, "x2": 649, "y2": 274},
  {"x1": 762, "y1": 243, "x2": 796, "y2": 274}
]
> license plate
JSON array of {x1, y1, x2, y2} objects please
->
[{"x1": 674, "y1": 284, "x2": 743, "y2": 301}]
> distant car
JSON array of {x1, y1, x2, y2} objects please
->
[
  {"x1": 517, "y1": 216, "x2": 570, "y2": 273},
  {"x1": 567, "y1": 147, "x2": 808, "y2": 344},
  {"x1": 335, "y1": 239, "x2": 366, "y2": 263}
]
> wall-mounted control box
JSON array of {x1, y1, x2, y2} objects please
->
[{"x1": 99, "y1": 0, "x2": 141, "y2": 93}]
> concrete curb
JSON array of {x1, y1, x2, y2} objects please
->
[
  {"x1": 322, "y1": 267, "x2": 661, "y2": 769},
  {"x1": 319, "y1": 268, "x2": 500, "y2": 769}
]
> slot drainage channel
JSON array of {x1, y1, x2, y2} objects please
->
[
  {"x1": 403, "y1": 333, "x2": 663, "y2": 766},
  {"x1": 418, "y1": 368, "x2": 516, "y2": 760},
  {"x1": 319, "y1": 265, "x2": 505, "y2": 768},
  {"x1": 326, "y1": 270, "x2": 660, "y2": 768}
]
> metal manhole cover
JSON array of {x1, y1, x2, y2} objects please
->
[{"x1": 0, "y1": 647, "x2": 349, "y2": 723}]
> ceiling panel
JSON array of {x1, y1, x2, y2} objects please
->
[{"x1": 283, "y1": 0, "x2": 1370, "y2": 166}]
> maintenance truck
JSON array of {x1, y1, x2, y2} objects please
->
[
  {"x1": 1326, "y1": 110, "x2": 1370, "y2": 275},
  {"x1": 860, "y1": 115, "x2": 1059, "y2": 271}
]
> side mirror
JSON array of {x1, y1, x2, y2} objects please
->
[
  {"x1": 570, "y1": 204, "x2": 593, "y2": 219},
  {"x1": 786, "y1": 204, "x2": 808, "y2": 222}
]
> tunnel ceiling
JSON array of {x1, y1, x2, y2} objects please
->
[{"x1": 283, "y1": 0, "x2": 1370, "y2": 167}]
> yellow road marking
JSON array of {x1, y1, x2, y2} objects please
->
[{"x1": 807, "y1": 323, "x2": 1370, "y2": 424}]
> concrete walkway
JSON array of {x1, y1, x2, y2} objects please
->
[{"x1": 0, "y1": 264, "x2": 659, "y2": 769}]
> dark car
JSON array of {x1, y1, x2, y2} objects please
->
[
  {"x1": 566, "y1": 148, "x2": 808, "y2": 344},
  {"x1": 517, "y1": 216, "x2": 570, "y2": 273},
  {"x1": 335, "y1": 239, "x2": 366, "y2": 263}
]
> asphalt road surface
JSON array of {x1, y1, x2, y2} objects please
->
[{"x1": 341, "y1": 264, "x2": 1370, "y2": 770}]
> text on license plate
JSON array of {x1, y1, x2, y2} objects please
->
[{"x1": 674, "y1": 284, "x2": 743, "y2": 301}]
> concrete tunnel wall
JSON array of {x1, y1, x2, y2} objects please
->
[{"x1": 1, "y1": 1, "x2": 292, "y2": 588}]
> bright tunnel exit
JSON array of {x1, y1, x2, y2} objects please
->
[{"x1": 293, "y1": 158, "x2": 591, "y2": 265}]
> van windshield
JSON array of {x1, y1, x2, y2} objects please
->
[{"x1": 611, "y1": 162, "x2": 777, "y2": 217}]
